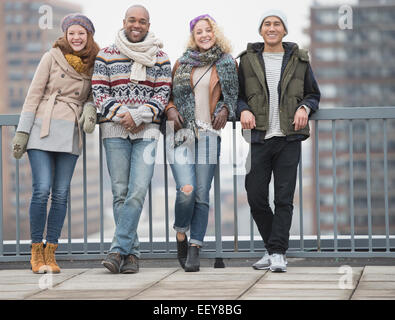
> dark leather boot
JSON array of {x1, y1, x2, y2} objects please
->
[
  {"x1": 177, "y1": 235, "x2": 188, "y2": 269},
  {"x1": 184, "y1": 245, "x2": 200, "y2": 272}
]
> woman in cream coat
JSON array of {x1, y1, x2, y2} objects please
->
[{"x1": 12, "y1": 13, "x2": 100, "y2": 274}]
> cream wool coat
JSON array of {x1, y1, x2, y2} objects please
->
[{"x1": 17, "y1": 47, "x2": 92, "y2": 155}]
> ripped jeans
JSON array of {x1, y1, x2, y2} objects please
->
[{"x1": 167, "y1": 132, "x2": 220, "y2": 247}]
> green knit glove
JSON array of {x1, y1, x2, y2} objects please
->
[
  {"x1": 12, "y1": 132, "x2": 29, "y2": 160},
  {"x1": 78, "y1": 102, "x2": 97, "y2": 134}
]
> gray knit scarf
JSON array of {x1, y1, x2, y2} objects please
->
[{"x1": 171, "y1": 45, "x2": 238, "y2": 147}]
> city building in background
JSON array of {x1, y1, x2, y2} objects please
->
[
  {"x1": 0, "y1": 0, "x2": 102, "y2": 241},
  {"x1": 309, "y1": 0, "x2": 395, "y2": 235}
]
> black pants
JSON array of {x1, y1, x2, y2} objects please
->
[{"x1": 245, "y1": 137, "x2": 301, "y2": 255}]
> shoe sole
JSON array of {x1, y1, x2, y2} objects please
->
[
  {"x1": 252, "y1": 264, "x2": 270, "y2": 270},
  {"x1": 184, "y1": 266, "x2": 200, "y2": 272},
  {"x1": 270, "y1": 267, "x2": 287, "y2": 272},
  {"x1": 32, "y1": 270, "x2": 47, "y2": 274},
  {"x1": 32, "y1": 266, "x2": 48, "y2": 274},
  {"x1": 120, "y1": 269, "x2": 138, "y2": 274},
  {"x1": 102, "y1": 261, "x2": 120, "y2": 274}
]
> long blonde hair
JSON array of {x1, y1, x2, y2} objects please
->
[{"x1": 187, "y1": 18, "x2": 232, "y2": 54}]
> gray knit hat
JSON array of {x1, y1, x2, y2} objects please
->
[{"x1": 258, "y1": 9, "x2": 288, "y2": 35}]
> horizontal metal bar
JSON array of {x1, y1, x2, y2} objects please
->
[
  {"x1": 2, "y1": 250, "x2": 395, "y2": 263},
  {"x1": 310, "y1": 107, "x2": 395, "y2": 120},
  {"x1": 0, "y1": 115, "x2": 20, "y2": 126},
  {"x1": 3, "y1": 107, "x2": 395, "y2": 126}
]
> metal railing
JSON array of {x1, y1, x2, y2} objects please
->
[{"x1": 1, "y1": 107, "x2": 395, "y2": 262}]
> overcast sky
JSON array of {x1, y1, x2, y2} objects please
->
[{"x1": 65, "y1": 0, "x2": 356, "y2": 64}]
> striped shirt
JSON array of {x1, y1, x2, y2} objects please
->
[{"x1": 263, "y1": 52, "x2": 285, "y2": 139}]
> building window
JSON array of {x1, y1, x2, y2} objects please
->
[
  {"x1": 8, "y1": 59, "x2": 23, "y2": 66},
  {"x1": 8, "y1": 70, "x2": 24, "y2": 81},
  {"x1": 14, "y1": 2, "x2": 23, "y2": 10},
  {"x1": 314, "y1": 48, "x2": 347, "y2": 62},
  {"x1": 28, "y1": 59, "x2": 40, "y2": 66},
  {"x1": 14, "y1": 14, "x2": 23, "y2": 24},
  {"x1": 320, "y1": 84, "x2": 337, "y2": 99},
  {"x1": 5, "y1": 14, "x2": 13, "y2": 24},
  {"x1": 26, "y1": 71, "x2": 36, "y2": 81},
  {"x1": 7, "y1": 44, "x2": 23, "y2": 52},
  {"x1": 30, "y1": 3, "x2": 43, "y2": 11},
  {"x1": 315, "y1": 10, "x2": 338, "y2": 25},
  {"x1": 26, "y1": 42, "x2": 41, "y2": 52},
  {"x1": 10, "y1": 100, "x2": 24, "y2": 109},
  {"x1": 4, "y1": 2, "x2": 14, "y2": 10}
]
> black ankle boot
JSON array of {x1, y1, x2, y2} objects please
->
[
  {"x1": 184, "y1": 245, "x2": 200, "y2": 272},
  {"x1": 176, "y1": 235, "x2": 188, "y2": 269}
]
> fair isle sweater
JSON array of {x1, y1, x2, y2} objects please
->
[{"x1": 92, "y1": 44, "x2": 172, "y2": 140}]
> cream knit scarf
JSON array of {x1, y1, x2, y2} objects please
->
[{"x1": 115, "y1": 29, "x2": 163, "y2": 82}]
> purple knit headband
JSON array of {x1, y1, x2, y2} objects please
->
[
  {"x1": 61, "y1": 13, "x2": 95, "y2": 35},
  {"x1": 189, "y1": 14, "x2": 216, "y2": 32}
]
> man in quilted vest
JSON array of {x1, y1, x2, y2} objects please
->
[{"x1": 237, "y1": 9, "x2": 320, "y2": 272}]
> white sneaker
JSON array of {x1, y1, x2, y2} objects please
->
[
  {"x1": 252, "y1": 252, "x2": 271, "y2": 270},
  {"x1": 270, "y1": 253, "x2": 287, "y2": 272}
]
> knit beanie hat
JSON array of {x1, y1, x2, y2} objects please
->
[
  {"x1": 189, "y1": 14, "x2": 216, "y2": 32},
  {"x1": 258, "y1": 9, "x2": 288, "y2": 35},
  {"x1": 61, "y1": 13, "x2": 95, "y2": 35}
]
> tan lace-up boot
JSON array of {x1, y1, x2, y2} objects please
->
[
  {"x1": 30, "y1": 243, "x2": 47, "y2": 274},
  {"x1": 43, "y1": 243, "x2": 61, "y2": 273}
]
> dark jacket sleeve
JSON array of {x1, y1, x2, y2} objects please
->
[
  {"x1": 299, "y1": 63, "x2": 320, "y2": 114},
  {"x1": 236, "y1": 57, "x2": 253, "y2": 120}
]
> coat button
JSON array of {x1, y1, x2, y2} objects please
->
[
  {"x1": 61, "y1": 74, "x2": 65, "y2": 78},
  {"x1": 57, "y1": 89, "x2": 61, "y2": 94}
]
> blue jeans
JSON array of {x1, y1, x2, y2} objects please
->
[
  {"x1": 167, "y1": 132, "x2": 221, "y2": 247},
  {"x1": 27, "y1": 149, "x2": 78, "y2": 244},
  {"x1": 103, "y1": 137, "x2": 157, "y2": 258}
]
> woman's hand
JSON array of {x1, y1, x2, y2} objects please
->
[
  {"x1": 166, "y1": 107, "x2": 184, "y2": 132},
  {"x1": 212, "y1": 107, "x2": 229, "y2": 130}
]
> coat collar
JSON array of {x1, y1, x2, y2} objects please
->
[
  {"x1": 248, "y1": 41, "x2": 298, "y2": 56},
  {"x1": 49, "y1": 47, "x2": 91, "y2": 80}
]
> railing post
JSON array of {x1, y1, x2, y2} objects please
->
[
  {"x1": 232, "y1": 121, "x2": 239, "y2": 253},
  {"x1": 83, "y1": 132, "x2": 88, "y2": 254},
  {"x1": 0, "y1": 127, "x2": 3, "y2": 257},
  {"x1": 314, "y1": 120, "x2": 321, "y2": 252},
  {"x1": 99, "y1": 128, "x2": 104, "y2": 254},
  {"x1": 214, "y1": 163, "x2": 224, "y2": 268}
]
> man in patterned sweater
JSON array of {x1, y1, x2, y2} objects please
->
[{"x1": 92, "y1": 5, "x2": 171, "y2": 274}]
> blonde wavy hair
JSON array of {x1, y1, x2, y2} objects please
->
[{"x1": 187, "y1": 18, "x2": 232, "y2": 54}]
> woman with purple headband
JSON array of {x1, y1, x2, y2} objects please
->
[
  {"x1": 11, "y1": 13, "x2": 100, "y2": 274},
  {"x1": 164, "y1": 14, "x2": 238, "y2": 272}
]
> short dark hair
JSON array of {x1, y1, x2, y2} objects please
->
[{"x1": 124, "y1": 5, "x2": 150, "y2": 22}]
